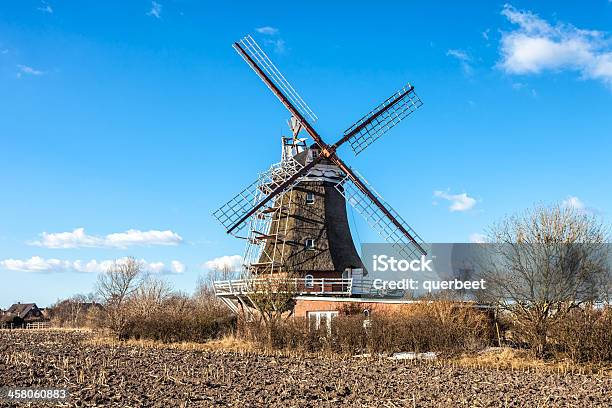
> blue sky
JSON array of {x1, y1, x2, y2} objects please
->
[{"x1": 1, "y1": 1, "x2": 611, "y2": 307}]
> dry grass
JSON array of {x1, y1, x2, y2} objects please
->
[
  {"x1": 453, "y1": 347, "x2": 612, "y2": 375},
  {"x1": 0, "y1": 327, "x2": 91, "y2": 332},
  {"x1": 84, "y1": 332, "x2": 372, "y2": 363},
  {"x1": 84, "y1": 333, "x2": 257, "y2": 353}
]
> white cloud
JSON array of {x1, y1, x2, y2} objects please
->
[
  {"x1": 561, "y1": 195, "x2": 585, "y2": 210},
  {"x1": 498, "y1": 4, "x2": 612, "y2": 88},
  {"x1": 16, "y1": 64, "x2": 44, "y2": 78},
  {"x1": 560, "y1": 195, "x2": 600, "y2": 216},
  {"x1": 37, "y1": 1, "x2": 53, "y2": 14},
  {"x1": 104, "y1": 229, "x2": 183, "y2": 248},
  {"x1": 254, "y1": 27, "x2": 285, "y2": 53},
  {"x1": 256, "y1": 26, "x2": 279, "y2": 35},
  {"x1": 433, "y1": 190, "x2": 477, "y2": 212},
  {"x1": 561, "y1": 195, "x2": 601, "y2": 216},
  {"x1": 264, "y1": 38, "x2": 287, "y2": 54},
  {"x1": 203, "y1": 255, "x2": 242, "y2": 271},
  {"x1": 447, "y1": 49, "x2": 470, "y2": 61},
  {"x1": 0, "y1": 256, "x2": 185, "y2": 274},
  {"x1": 30, "y1": 227, "x2": 183, "y2": 249},
  {"x1": 146, "y1": 261, "x2": 165, "y2": 274},
  {"x1": 469, "y1": 233, "x2": 487, "y2": 243},
  {"x1": 171, "y1": 260, "x2": 186, "y2": 274},
  {"x1": 0, "y1": 257, "x2": 71, "y2": 273},
  {"x1": 446, "y1": 49, "x2": 474, "y2": 75},
  {"x1": 147, "y1": 1, "x2": 162, "y2": 19}
]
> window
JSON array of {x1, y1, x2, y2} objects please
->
[
  {"x1": 306, "y1": 192, "x2": 315, "y2": 205},
  {"x1": 305, "y1": 274, "x2": 314, "y2": 288},
  {"x1": 305, "y1": 238, "x2": 315, "y2": 250},
  {"x1": 307, "y1": 311, "x2": 338, "y2": 331}
]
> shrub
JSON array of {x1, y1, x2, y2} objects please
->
[
  {"x1": 552, "y1": 306, "x2": 612, "y2": 364},
  {"x1": 241, "y1": 301, "x2": 493, "y2": 356},
  {"x1": 366, "y1": 301, "x2": 492, "y2": 356},
  {"x1": 119, "y1": 294, "x2": 236, "y2": 343}
]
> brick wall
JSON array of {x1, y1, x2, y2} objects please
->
[{"x1": 294, "y1": 297, "x2": 417, "y2": 317}]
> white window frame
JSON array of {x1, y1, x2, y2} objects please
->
[
  {"x1": 307, "y1": 311, "x2": 338, "y2": 330},
  {"x1": 305, "y1": 238, "x2": 315, "y2": 250},
  {"x1": 305, "y1": 191, "x2": 315, "y2": 205},
  {"x1": 304, "y1": 274, "x2": 314, "y2": 288}
]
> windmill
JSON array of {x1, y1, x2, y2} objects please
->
[{"x1": 212, "y1": 35, "x2": 427, "y2": 306}]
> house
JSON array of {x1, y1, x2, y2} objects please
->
[{"x1": 6, "y1": 303, "x2": 46, "y2": 322}]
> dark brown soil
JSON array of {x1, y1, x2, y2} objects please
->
[{"x1": 0, "y1": 330, "x2": 610, "y2": 407}]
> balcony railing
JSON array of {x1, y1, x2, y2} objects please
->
[{"x1": 213, "y1": 277, "x2": 353, "y2": 297}]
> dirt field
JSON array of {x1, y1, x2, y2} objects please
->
[{"x1": 0, "y1": 330, "x2": 610, "y2": 407}]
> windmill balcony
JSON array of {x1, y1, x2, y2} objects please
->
[{"x1": 213, "y1": 277, "x2": 357, "y2": 297}]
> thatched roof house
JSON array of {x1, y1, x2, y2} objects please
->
[{"x1": 6, "y1": 303, "x2": 46, "y2": 322}]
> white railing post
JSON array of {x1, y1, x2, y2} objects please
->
[{"x1": 212, "y1": 276, "x2": 359, "y2": 297}]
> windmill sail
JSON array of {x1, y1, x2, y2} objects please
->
[
  {"x1": 212, "y1": 158, "x2": 305, "y2": 234},
  {"x1": 335, "y1": 169, "x2": 427, "y2": 260},
  {"x1": 338, "y1": 84, "x2": 422, "y2": 155},
  {"x1": 234, "y1": 35, "x2": 318, "y2": 124}
]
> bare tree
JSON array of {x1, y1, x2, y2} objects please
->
[
  {"x1": 49, "y1": 293, "x2": 97, "y2": 327},
  {"x1": 193, "y1": 275, "x2": 226, "y2": 310},
  {"x1": 95, "y1": 257, "x2": 143, "y2": 337},
  {"x1": 131, "y1": 276, "x2": 172, "y2": 318},
  {"x1": 201, "y1": 263, "x2": 242, "y2": 311},
  {"x1": 477, "y1": 204, "x2": 611, "y2": 356},
  {"x1": 249, "y1": 278, "x2": 297, "y2": 344},
  {"x1": 208, "y1": 263, "x2": 241, "y2": 283}
]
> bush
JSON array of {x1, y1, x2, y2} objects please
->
[
  {"x1": 92, "y1": 272, "x2": 236, "y2": 343},
  {"x1": 366, "y1": 301, "x2": 492, "y2": 356},
  {"x1": 242, "y1": 301, "x2": 493, "y2": 356},
  {"x1": 552, "y1": 306, "x2": 612, "y2": 364},
  {"x1": 48, "y1": 296, "x2": 101, "y2": 328},
  {"x1": 119, "y1": 294, "x2": 236, "y2": 343},
  {"x1": 329, "y1": 315, "x2": 368, "y2": 354}
]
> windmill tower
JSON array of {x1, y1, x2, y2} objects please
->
[
  {"x1": 247, "y1": 135, "x2": 364, "y2": 280},
  {"x1": 212, "y1": 35, "x2": 427, "y2": 313}
]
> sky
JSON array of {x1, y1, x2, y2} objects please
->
[{"x1": 1, "y1": 1, "x2": 611, "y2": 307}]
